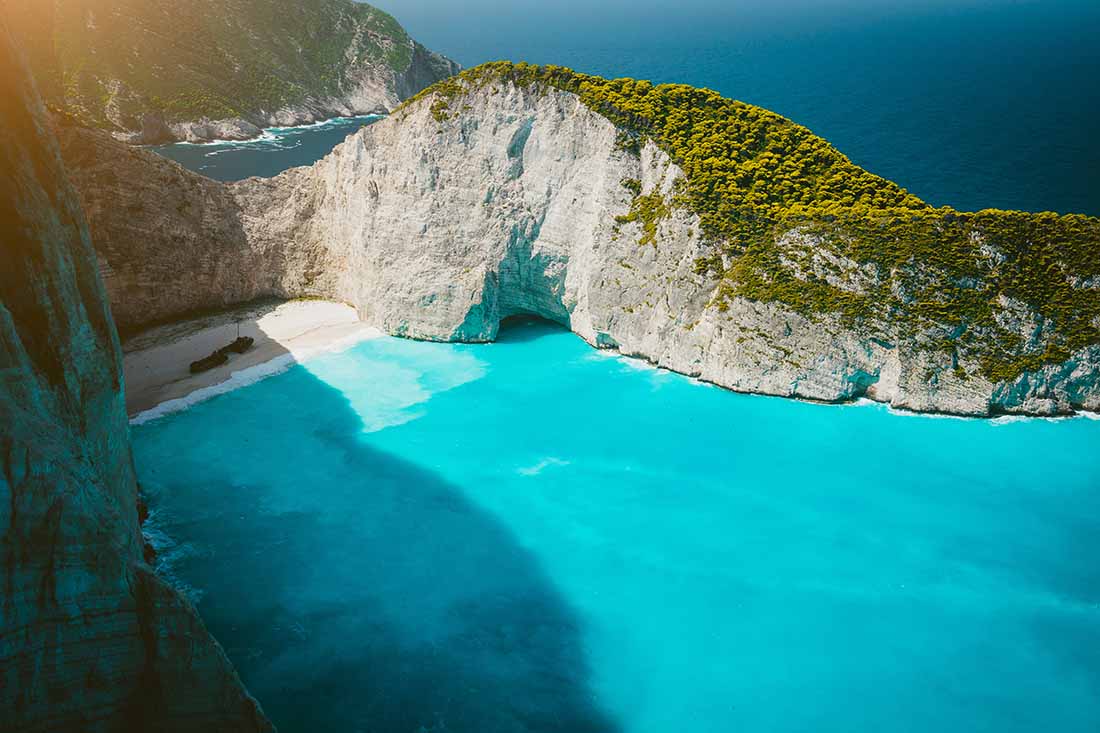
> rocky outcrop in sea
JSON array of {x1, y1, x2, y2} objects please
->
[{"x1": 58, "y1": 75, "x2": 1100, "y2": 417}]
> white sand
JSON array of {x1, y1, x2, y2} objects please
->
[{"x1": 123, "y1": 300, "x2": 382, "y2": 422}]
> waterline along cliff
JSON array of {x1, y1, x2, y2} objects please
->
[
  {"x1": 0, "y1": 22, "x2": 272, "y2": 731},
  {"x1": 61, "y1": 63, "x2": 1100, "y2": 417},
  {"x1": 7, "y1": 0, "x2": 459, "y2": 143}
]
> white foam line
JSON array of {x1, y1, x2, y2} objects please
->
[
  {"x1": 129, "y1": 328, "x2": 381, "y2": 426},
  {"x1": 754, "y1": 392, "x2": 1100, "y2": 424},
  {"x1": 991, "y1": 415, "x2": 1033, "y2": 425},
  {"x1": 518, "y1": 457, "x2": 570, "y2": 476},
  {"x1": 617, "y1": 355, "x2": 661, "y2": 372},
  {"x1": 872, "y1": 398, "x2": 1093, "y2": 424},
  {"x1": 173, "y1": 130, "x2": 280, "y2": 149},
  {"x1": 265, "y1": 114, "x2": 382, "y2": 134},
  {"x1": 588, "y1": 351, "x2": 1091, "y2": 420},
  {"x1": 162, "y1": 115, "x2": 383, "y2": 148},
  {"x1": 876, "y1": 400, "x2": 958, "y2": 420}
]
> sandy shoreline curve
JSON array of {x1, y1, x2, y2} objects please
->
[
  {"x1": 123, "y1": 300, "x2": 382, "y2": 422},
  {"x1": 122, "y1": 300, "x2": 1100, "y2": 426}
]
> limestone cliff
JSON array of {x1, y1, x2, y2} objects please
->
[
  {"x1": 61, "y1": 68, "x2": 1100, "y2": 417},
  {"x1": 55, "y1": 123, "x2": 283, "y2": 336},
  {"x1": 240, "y1": 76, "x2": 1100, "y2": 417},
  {"x1": 0, "y1": 22, "x2": 272, "y2": 732},
  {"x1": 8, "y1": 0, "x2": 459, "y2": 143}
]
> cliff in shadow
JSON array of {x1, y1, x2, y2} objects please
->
[{"x1": 0, "y1": 19, "x2": 272, "y2": 732}]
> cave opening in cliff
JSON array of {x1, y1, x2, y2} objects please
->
[{"x1": 497, "y1": 313, "x2": 570, "y2": 343}]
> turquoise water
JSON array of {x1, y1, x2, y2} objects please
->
[{"x1": 133, "y1": 320, "x2": 1100, "y2": 732}]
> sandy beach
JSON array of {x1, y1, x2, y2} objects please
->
[{"x1": 123, "y1": 300, "x2": 382, "y2": 421}]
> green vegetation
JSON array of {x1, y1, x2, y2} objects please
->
[
  {"x1": 421, "y1": 78, "x2": 465, "y2": 122},
  {"x1": 37, "y1": 0, "x2": 432, "y2": 127},
  {"x1": 403, "y1": 61, "x2": 1100, "y2": 382},
  {"x1": 615, "y1": 192, "x2": 671, "y2": 247},
  {"x1": 619, "y1": 178, "x2": 642, "y2": 196}
]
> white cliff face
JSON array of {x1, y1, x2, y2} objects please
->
[
  {"x1": 229, "y1": 83, "x2": 1100, "y2": 417},
  {"x1": 241, "y1": 86, "x2": 648, "y2": 341},
  {"x1": 61, "y1": 81, "x2": 1100, "y2": 417}
]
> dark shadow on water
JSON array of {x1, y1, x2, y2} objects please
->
[
  {"x1": 139, "y1": 359, "x2": 618, "y2": 733},
  {"x1": 496, "y1": 315, "x2": 570, "y2": 344}
]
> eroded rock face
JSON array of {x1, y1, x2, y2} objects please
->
[
  {"x1": 238, "y1": 83, "x2": 1100, "y2": 416},
  {"x1": 61, "y1": 82, "x2": 1100, "y2": 416},
  {"x1": 0, "y1": 23, "x2": 272, "y2": 732},
  {"x1": 55, "y1": 124, "x2": 287, "y2": 337}
]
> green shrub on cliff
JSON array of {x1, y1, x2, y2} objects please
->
[
  {"x1": 402, "y1": 61, "x2": 1100, "y2": 383},
  {"x1": 615, "y1": 193, "x2": 671, "y2": 246}
]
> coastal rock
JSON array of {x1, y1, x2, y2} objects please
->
[
  {"x1": 54, "y1": 123, "x2": 286, "y2": 335},
  {"x1": 0, "y1": 22, "x2": 272, "y2": 731},
  {"x1": 9, "y1": 0, "x2": 459, "y2": 144},
  {"x1": 167, "y1": 118, "x2": 264, "y2": 145},
  {"x1": 238, "y1": 83, "x2": 1100, "y2": 416},
  {"x1": 59, "y1": 80, "x2": 1100, "y2": 417}
]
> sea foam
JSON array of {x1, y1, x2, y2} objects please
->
[{"x1": 163, "y1": 114, "x2": 382, "y2": 149}]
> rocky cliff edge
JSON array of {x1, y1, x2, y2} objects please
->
[
  {"x1": 61, "y1": 65, "x2": 1100, "y2": 417},
  {"x1": 0, "y1": 20, "x2": 273, "y2": 732}
]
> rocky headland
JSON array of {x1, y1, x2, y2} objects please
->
[
  {"x1": 58, "y1": 63, "x2": 1100, "y2": 417},
  {"x1": 4, "y1": 10, "x2": 1100, "y2": 730},
  {"x1": 7, "y1": 0, "x2": 459, "y2": 144}
]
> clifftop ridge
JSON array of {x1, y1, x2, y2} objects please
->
[{"x1": 401, "y1": 62, "x2": 1100, "y2": 384}]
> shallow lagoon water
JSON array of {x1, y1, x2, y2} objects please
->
[{"x1": 133, "y1": 320, "x2": 1100, "y2": 732}]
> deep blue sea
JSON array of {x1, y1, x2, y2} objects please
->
[
  {"x1": 155, "y1": 0, "x2": 1100, "y2": 216},
  {"x1": 133, "y1": 321, "x2": 1100, "y2": 732}
]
